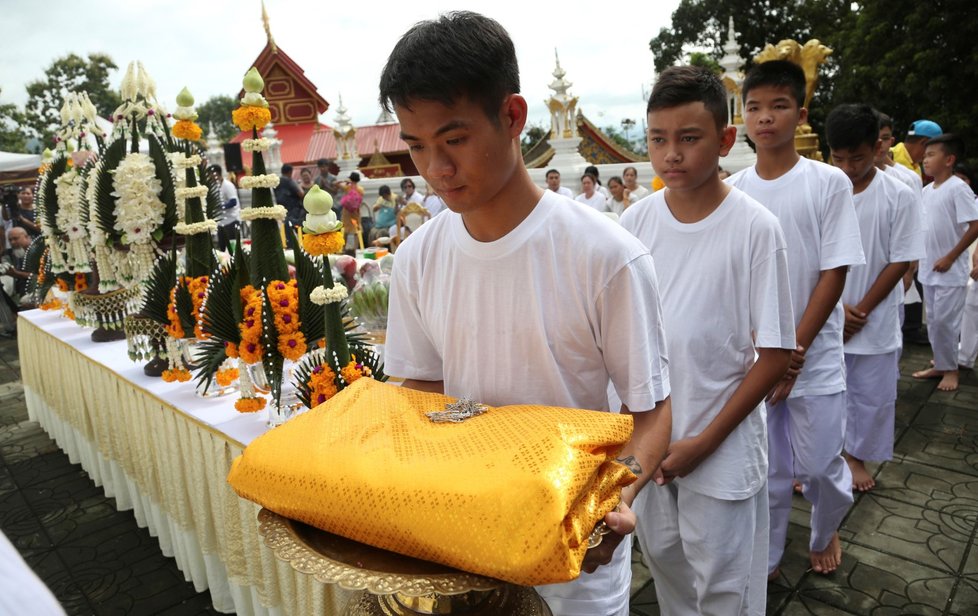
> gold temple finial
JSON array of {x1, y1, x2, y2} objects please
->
[{"x1": 261, "y1": 0, "x2": 277, "y2": 53}]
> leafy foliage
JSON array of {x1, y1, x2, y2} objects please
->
[
  {"x1": 147, "y1": 134, "x2": 178, "y2": 233},
  {"x1": 141, "y1": 251, "x2": 177, "y2": 326},
  {"x1": 196, "y1": 95, "x2": 238, "y2": 144},
  {"x1": 286, "y1": 224, "x2": 325, "y2": 344},
  {"x1": 0, "y1": 88, "x2": 28, "y2": 153},
  {"x1": 92, "y1": 138, "x2": 127, "y2": 245},
  {"x1": 40, "y1": 156, "x2": 68, "y2": 234},
  {"x1": 23, "y1": 53, "x2": 122, "y2": 147}
]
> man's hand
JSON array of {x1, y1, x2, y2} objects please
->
[
  {"x1": 766, "y1": 376, "x2": 797, "y2": 405},
  {"x1": 654, "y1": 436, "x2": 710, "y2": 486},
  {"x1": 970, "y1": 265, "x2": 978, "y2": 281},
  {"x1": 581, "y1": 502, "x2": 636, "y2": 574},
  {"x1": 785, "y1": 345, "x2": 806, "y2": 380},
  {"x1": 843, "y1": 304, "x2": 868, "y2": 342},
  {"x1": 933, "y1": 255, "x2": 954, "y2": 273}
]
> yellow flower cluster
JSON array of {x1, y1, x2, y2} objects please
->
[
  {"x1": 235, "y1": 396, "x2": 266, "y2": 413},
  {"x1": 232, "y1": 106, "x2": 272, "y2": 132},
  {"x1": 74, "y1": 273, "x2": 88, "y2": 292},
  {"x1": 166, "y1": 287, "x2": 184, "y2": 339},
  {"x1": 267, "y1": 279, "x2": 306, "y2": 361},
  {"x1": 225, "y1": 341, "x2": 239, "y2": 359},
  {"x1": 162, "y1": 368, "x2": 192, "y2": 383},
  {"x1": 40, "y1": 299, "x2": 62, "y2": 311},
  {"x1": 171, "y1": 120, "x2": 203, "y2": 141},
  {"x1": 239, "y1": 285, "x2": 264, "y2": 364},
  {"x1": 216, "y1": 367, "x2": 240, "y2": 387},
  {"x1": 186, "y1": 276, "x2": 209, "y2": 339},
  {"x1": 340, "y1": 358, "x2": 371, "y2": 386},
  {"x1": 56, "y1": 279, "x2": 69, "y2": 292},
  {"x1": 301, "y1": 231, "x2": 345, "y2": 256}
]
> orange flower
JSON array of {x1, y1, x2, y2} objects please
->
[
  {"x1": 225, "y1": 342, "x2": 239, "y2": 359},
  {"x1": 277, "y1": 331, "x2": 307, "y2": 361},
  {"x1": 162, "y1": 368, "x2": 192, "y2": 383},
  {"x1": 166, "y1": 287, "x2": 185, "y2": 338},
  {"x1": 63, "y1": 307, "x2": 75, "y2": 321},
  {"x1": 232, "y1": 105, "x2": 271, "y2": 132},
  {"x1": 239, "y1": 340, "x2": 263, "y2": 364},
  {"x1": 307, "y1": 364, "x2": 338, "y2": 406},
  {"x1": 74, "y1": 274, "x2": 88, "y2": 291},
  {"x1": 340, "y1": 361, "x2": 364, "y2": 385},
  {"x1": 186, "y1": 275, "x2": 210, "y2": 339},
  {"x1": 40, "y1": 299, "x2": 62, "y2": 311},
  {"x1": 172, "y1": 120, "x2": 203, "y2": 141},
  {"x1": 235, "y1": 396, "x2": 267, "y2": 413},
  {"x1": 301, "y1": 231, "x2": 345, "y2": 256},
  {"x1": 216, "y1": 368, "x2": 239, "y2": 387},
  {"x1": 56, "y1": 279, "x2": 69, "y2": 292}
]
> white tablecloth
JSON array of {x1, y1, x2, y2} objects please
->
[{"x1": 18, "y1": 309, "x2": 351, "y2": 615}]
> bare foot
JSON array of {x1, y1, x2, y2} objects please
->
[
  {"x1": 937, "y1": 371, "x2": 960, "y2": 392},
  {"x1": 810, "y1": 532, "x2": 842, "y2": 574},
  {"x1": 793, "y1": 480, "x2": 804, "y2": 495},
  {"x1": 845, "y1": 454, "x2": 875, "y2": 492},
  {"x1": 912, "y1": 367, "x2": 943, "y2": 380}
]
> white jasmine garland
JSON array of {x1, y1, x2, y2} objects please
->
[
  {"x1": 239, "y1": 174, "x2": 279, "y2": 190},
  {"x1": 242, "y1": 138, "x2": 271, "y2": 152},
  {"x1": 240, "y1": 205, "x2": 287, "y2": 222},
  {"x1": 175, "y1": 185, "x2": 209, "y2": 200},
  {"x1": 310, "y1": 284, "x2": 347, "y2": 305},
  {"x1": 54, "y1": 169, "x2": 81, "y2": 234},
  {"x1": 111, "y1": 152, "x2": 165, "y2": 245},
  {"x1": 169, "y1": 152, "x2": 202, "y2": 169},
  {"x1": 174, "y1": 220, "x2": 218, "y2": 235}
]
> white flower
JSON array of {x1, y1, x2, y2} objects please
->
[
  {"x1": 310, "y1": 284, "x2": 347, "y2": 305},
  {"x1": 239, "y1": 173, "x2": 279, "y2": 190},
  {"x1": 174, "y1": 220, "x2": 218, "y2": 235},
  {"x1": 175, "y1": 185, "x2": 209, "y2": 200},
  {"x1": 240, "y1": 205, "x2": 287, "y2": 222},
  {"x1": 242, "y1": 138, "x2": 272, "y2": 152},
  {"x1": 168, "y1": 152, "x2": 202, "y2": 169},
  {"x1": 111, "y1": 152, "x2": 165, "y2": 246}
]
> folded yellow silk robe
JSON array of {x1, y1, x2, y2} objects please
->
[{"x1": 227, "y1": 378, "x2": 636, "y2": 586}]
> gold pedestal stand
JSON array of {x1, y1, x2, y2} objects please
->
[{"x1": 258, "y1": 509, "x2": 552, "y2": 616}]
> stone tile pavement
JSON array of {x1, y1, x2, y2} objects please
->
[{"x1": 0, "y1": 329, "x2": 975, "y2": 614}]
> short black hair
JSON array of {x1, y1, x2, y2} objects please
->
[
  {"x1": 545, "y1": 168, "x2": 559, "y2": 178},
  {"x1": 623, "y1": 166, "x2": 637, "y2": 175},
  {"x1": 379, "y1": 11, "x2": 520, "y2": 123},
  {"x1": 281, "y1": 163, "x2": 293, "y2": 175},
  {"x1": 826, "y1": 104, "x2": 879, "y2": 152},
  {"x1": 400, "y1": 178, "x2": 415, "y2": 189},
  {"x1": 927, "y1": 133, "x2": 965, "y2": 163},
  {"x1": 379, "y1": 185, "x2": 391, "y2": 196},
  {"x1": 874, "y1": 110, "x2": 893, "y2": 131},
  {"x1": 742, "y1": 60, "x2": 806, "y2": 108},
  {"x1": 581, "y1": 172, "x2": 597, "y2": 184},
  {"x1": 647, "y1": 65, "x2": 728, "y2": 130},
  {"x1": 608, "y1": 176, "x2": 623, "y2": 186}
]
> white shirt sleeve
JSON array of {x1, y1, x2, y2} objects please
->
[
  {"x1": 595, "y1": 254, "x2": 670, "y2": 411},
  {"x1": 889, "y1": 184, "x2": 927, "y2": 263},
  {"x1": 750, "y1": 220, "x2": 796, "y2": 350},
  {"x1": 818, "y1": 180, "x2": 866, "y2": 270},
  {"x1": 383, "y1": 249, "x2": 443, "y2": 381},
  {"x1": 953, "y1": 182, "x2": 978, "y2": 225}
]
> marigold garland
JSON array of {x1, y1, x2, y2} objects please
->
[
  {"x1": 307, "y1": 364, "x2": 339, "y2": 406},
  {"x1": 186, "y1": 275, "x2": 210, "y2": 339},
  {"x1": 40, "y1": 299, "x2": 62, "y2": 311},
  {"x1": 340, "y1": 360, "x2": 369, "y2": 385},
  {"x1": 301, "y1": 231, "x2": 345, "y2": 256},
  {"x1": 232, "y1": 106, "x2": 271, "y2": 132},
  {"x1": 238, "y1": 285, "x2": 264, "y2": 364},
  {"x1": 216, "y1": 368, "x2": 240, "y2": 387},
  {"x1": 74, "y1": 274, "x2": 88, "y2": 292},
  {"x1": 235, "y1": 396, "x2": 267, "y2": 413},
  {"x1": 267, "y1": 279, "x2": 306, "y2": 360},
  {"x1": 166, "y1": 287, "x2": 184, "y2": 338},
  {"x1": 171, "y1": 119, "x2": 202, "y2": 141},
  {"x1": 225, "y1": 341, "x2": 239, "y2": 359},
  {"x1": 63, "y1": 307, "x2": 75, "y2": 321},
  {"x1": 56, "y1": 279, "x2": 69, "y2": 292},
  {"x1": 162, "y1": 368, "x2": 192, "y2": 383}
]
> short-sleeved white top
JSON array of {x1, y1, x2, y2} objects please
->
[
  {"x1": 574, "y1": 191, "x2": 608, "y2": 212},
  {"x1": 727, "y1": 157, "x2": 865, "y2": 397},
  {"x1": 843, "y1": 171, "x2": 926, "y2": 354},
  {"x1": 620, "y1": 188, "x2": 795, "y2": 499},
  {"x1": 918, "y1": 175, "x2": 978, "y2": 287}
]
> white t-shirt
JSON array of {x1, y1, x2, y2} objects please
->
[
  {"x1": 620, "y1": 188, "x2": 795, "y2": 500},
  {"x1": 217, "y1": 179, "x2": 240, "y2": 226},
  {"x1": 606, "y1": 194, "x2": 637, "y2": 217},
  {"x1": 547, "y1": 186, "x2": 574, "y2": 199},
  {"x1": 884, "y1": 163, "x2": 923, "y2": 200},
  {"x1": 918, "y1": 175, "x2": 978, "y2": 287},
  {"x1": 843, "y1": 171, "x2": 925, "y2": 354},
  {"x1": 575, "y1": 191, "x2": 608, "y2": 212},
  {"x1": 727, "y1": 157, "x2": 865, "y2": 397},
  {"x1": 628, "y1": 184, "x2": 650, "y2": 201},
  {"x1": 385, "y1": 189, "x2": 670, "y2": 616},
  {"x1": 403, "y1": 191, "x2": 425, "y2": 206}
]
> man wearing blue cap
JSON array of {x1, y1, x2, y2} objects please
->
[{"x1": 892, "y1": 119, "x2": 943, "y2": 177}]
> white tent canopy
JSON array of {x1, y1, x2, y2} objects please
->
[{"x1": 0, "y1": 152, "x2": 40, "y2": 173}]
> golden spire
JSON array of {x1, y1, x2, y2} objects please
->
[{"x1": 261, "y1": 0, "x2": 277, "y2": 53}]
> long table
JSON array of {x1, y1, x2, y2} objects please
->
[{"x1": 19, "y1": 309, "x2": 352, "y2": 615}]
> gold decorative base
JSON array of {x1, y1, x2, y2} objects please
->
[{"x1": 257, "y1": 509, "x2": 552, "y2": 616}]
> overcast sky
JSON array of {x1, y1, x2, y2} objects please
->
[{"x1": 1, "y1": 0, "x2": 680, "y2": 138}]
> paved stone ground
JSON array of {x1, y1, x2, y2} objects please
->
[{"x1": 1, "y1": 330, "x2": 976, "y2": 614}]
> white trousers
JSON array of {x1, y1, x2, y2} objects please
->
[
  {"x1": 634, "y1": 483, "x2": 768, "y2": 616},
  {"x1": 767, "y1": 392, "x2": 853, "y2": 570},
  {"x1": 844, "y1": 352, "x2": 899, "y2": 462},
  {"x1": 536, "y1": 534, "x2": 631, "y2": 616},
  {"x1": 923, "y1": 284, "x2": 967, "y2": 370},
  {"x1": 958, "y1": 280, "x2": 978, "y2": 367}
]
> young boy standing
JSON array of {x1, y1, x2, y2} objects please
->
[
  {"x1": 726, "y1": 60, "x2": 865, "y2": 576},
  {"x1": 621, "y1": 66, "x2": 794, "y2": 615},
  {"x1": 911, "y1": 134, "x2": 978, "y2": 391},
  {"x1": 379, "y1": 12, "x2": 672, "y2": 616},
  {"x1": 826, "y1": 105, "x2": 925, "y2": 492}
]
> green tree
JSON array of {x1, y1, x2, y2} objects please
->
[
  {"x1": 521, "y1": 122, "x2": 548, "y2": 156},
  {"x1": 688, "y1": 52, "x2": 723, "y2": 75},
  {"x1": 0, "y1": 88, "x2": 28, "y2": 153},
  {"x1": 23, "y1": 53, "x2": 122, "y2": 147},
  {"x1": 196, "y1": 95, "x2": 238, "y2": 143}
]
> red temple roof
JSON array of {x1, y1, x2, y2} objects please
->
[
  {"x1": 306, "y1": 123, "x2": 407, "y2": 161},
  {"x1": 230, "y1": 122, "x2": 329, "y2": 167}
]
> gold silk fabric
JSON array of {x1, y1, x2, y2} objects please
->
[{"x1": 227, "y1": 379, "x2": 636, "y2": 586}]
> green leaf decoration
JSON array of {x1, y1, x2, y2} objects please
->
[
  {"x1": 40, "y1": 156, "x2": 68, "y2": 234},
  {"x1": 24, "y1": 238, "x2": 53, "y2": 302},
  {"x1": 200, "y1": 259, "x2": 242, "y2": 344},
  {"x1": 260, "y1": 283, "x2": 283, "y2": 406},
  {"x1": 93, "y1": 138, "x2": 128, "y2": 245},
  {"x1": 77, "y1": 164, "x2": 92, "y2": 227},
  {"x1": 200, "y1": 161, "x2": 222, "y2": 221},
  {"x1": 249, "y1": 218, "x2": 288, "y2": 287},
  {"x1": 286, "y1": 224, "x2": 324, "y2": 344},
  {"x1": 148, "y1": 134, "x2": 177, "y2": 234},
  {"x1": 140, "y1": 249, "x2": 177, "y2": 326},
  {"x1": 192, "y1": 337, "x2": 228, "y2": 393},
  {"x1": 174, "y1": 281, "x2": 195, "y2": 335}
]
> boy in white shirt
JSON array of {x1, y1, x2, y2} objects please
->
[
  {"x1": 726, "y1": 60, "x2": 865, "y2": 577},
  {"x1": 379, "y1": 12, "x2": 672, "y2": 616},
  {"x1": 621, "y1": 66, "x2": 794, "y2": 616},
  {"x1": 911, "y1": 134, "x2": 978, "y2": 391},
  {"x1": 826, "y1": 104, "x2": 925, "y2": 492}
]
